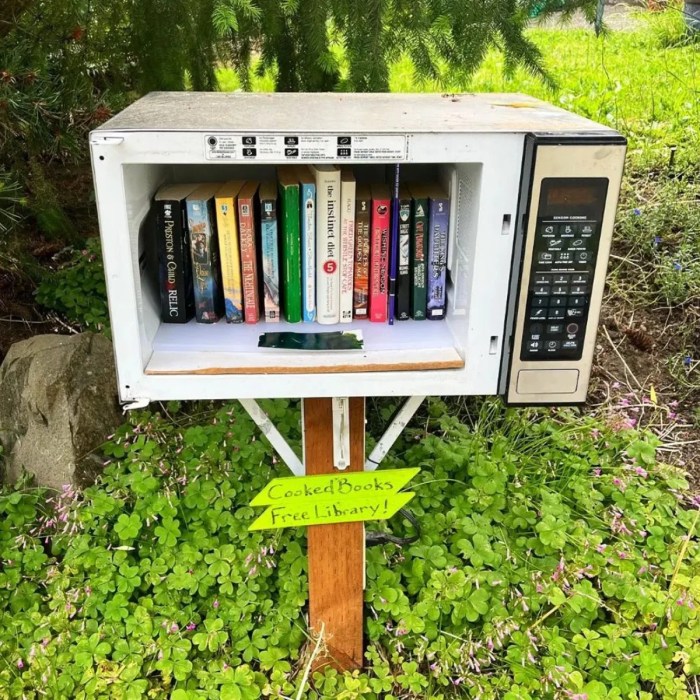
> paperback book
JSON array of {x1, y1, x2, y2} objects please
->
[
  {"x1": 214, "y1": 180, "x2": 245, "y2": 323},
  {"x1": 154, "y1": 183, "x2": 196, "y2": 323},
  {"x1": 408, "y1": 185, "x2": 428, "y2": 320},
  {"x1": 310, "y1": 164, "x2": 341, "y2": 324},
  {"x1": 259, "y1": 181, "x2": 281, "y2": 322},
  {"x1": 395, "y1": 187, "x2": 412, "y2": 321},
  {"x1": 277, "y1": 167, "x2": 302, "y2": 323},
  {"x1": 353, "y1": 184, "x2": 371, "y2": 318},
  {"x1": 238, "y1": 181, "x2": 261, "y2": 324},
  {"x1": 425, "y1": 186, "x2": 450, "y2": 320},
  {"x1": 369, "y1": 184, "x2": 391, "y2": 323},
  {"x1": 295, "y1": 166, "x2": 316, "y2": 323},
  {"x1": 339, "y1": 169, "x2": 356, "y2": 323},
  {"x1": 186, "y1": 183, "x2": 224, "y2": 323}
]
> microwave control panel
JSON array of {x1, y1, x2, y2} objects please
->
[{"x1": 520, "y1": 178, "x2": 609, "y2": 362}]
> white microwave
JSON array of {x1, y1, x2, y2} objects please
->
[{"x1": 90, "y1": 92, "x2": 625, "y2": 407}]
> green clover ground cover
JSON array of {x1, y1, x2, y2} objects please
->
[{"x1": 2, "y1": 399, "x2": 700, "y2": 698}]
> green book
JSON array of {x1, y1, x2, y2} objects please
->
[
  {"x1": 277, "y1": 167, "x2": 302, "y2": 323},
  {"x1": 408, "y1": 184, "x2": 429, "y2": 320}
]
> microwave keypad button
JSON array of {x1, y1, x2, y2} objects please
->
[
  {"x1": 526, "y1": 340, "x2": 541, "y2": 352},
  {"x1": 576, "y1": 251, "x2": 593, "y2": 263},
  {"x1": 533, "y1": 285, "x2": 550, "y2": 296},
  {"x1": 529, "y1": 307, "x2": 548, "y2": 321},
  {"x1": 547, "y1": 323, "x2": 564, "y2": 334},
  {"x1": 581, "y1": 223, "x2": 595, "y2": 236},
  {"x1": 570, "y1": 284, "x2": 588, "y2": 295},
  {"x1": 531, "y1": 296, "x2": 548, "y2": 308},
  {"x1": 548, "y1": 308, "x2": 565, "y2": 320},
  {"x1": 562, "y1": 340, "x2": 578, "y2": 350},
  {"x1": 552, "y1": 285, "x2": 568, "y2": 295},
  {"x1": 545, "y1": 340, "x2": 560, "y2": 352},
  {"x1": 566, "y1": 323, "x2": 579, "y2": 334},
  {"x1": 568, "y1": 296, "x2": 585, "y2": 307},
  {"x1": 566, "y1": 308, "x2": 584, "y2": 318},
  {"x1": 540, "y1": 224, "x2": 557, "y2": 235},
  {"x1": 571, "y1": 273, "x2": 588, "y2": 284},
  {"x1": 549, "y1": 297, "x2": 566, "y2": 307},
  {"x1": 552, "y1": 273, "x2": 569, "y2": 284},
  {"x1": 560, "y1": 224, "x2": 576, "y2": 236},
  {"x1": 533, "y1": 273, "x2": 552, "y2": 285},
  {"x1": 538, "y1": 252, "x2": 554, "y2": 263}
]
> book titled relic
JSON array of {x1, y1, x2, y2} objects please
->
[{"x1": 154, "y1": 183, "x2": 196, "y2": 323}]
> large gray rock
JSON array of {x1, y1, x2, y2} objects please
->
[{"x1": 0, "y1": 333, "x2": 123, "y2": 489}]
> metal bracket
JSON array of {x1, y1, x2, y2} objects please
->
[
  {"x1": 332, "y1": 397, "x2": 351, "y2": 470},
  {"x1": 365, "y1": 395, "x2": 426, "y2": 471},
  {"x1": 121, "y1": 398, "x2": 150, "y2": 412},
  {"x1": 239, "y1": 399, "x2": 304, "y2": 476}
]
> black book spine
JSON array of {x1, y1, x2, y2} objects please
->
[
  {"x1": 157, "y1": 198, "x2": 193, "y2": 323},
  {"x1": 395, "y1": 195, "x2": 411, "y2": 320}
]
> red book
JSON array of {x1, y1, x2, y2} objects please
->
[
  {"x1": 369, "y1": 185, "x2": 391, "y2": 323},
  {"x1": 237, "y1": 181, "x2": 260, "y2": 323}
]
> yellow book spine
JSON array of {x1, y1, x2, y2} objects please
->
[{"x1": 215, "y1": 196, "x2": 244, "y2": 323}]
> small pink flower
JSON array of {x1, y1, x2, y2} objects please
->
[
  {"x1": 625, "y1": 418, "x2": 637, "y2": 429},
  {"x1": 170, "y1": 623, "x2": 179, "y2": 633},
  {"x1": 591, "y1": 429, "x2": 601, "y2": 439},
  {"x1": 612, "y1": 477, "x2": 625, "y2": 491},
  {"x1": 618, "y1": 551, "x2": 629, "y2": 560},
  {"x1": 17, "y1": 659, "x2": 24, "y2": 669},
  {"x1": 596, "y1": 544, "x2": 607, "y2": 554},
  {"x1": 186, "y1": 622, "x2": 196, "y2": 631},
  {"x1": 634, "y1": 466, "x2": 648, "y2": 478},
  {"x1": 593, "y1": 468, "x2": 602, "y2": 477},
  {"x1": 668, "y1": 411, "x2": 677, "y2": 420},
  {"x1": 213, "y1": 600, "x2": 219, "y2": 609}
]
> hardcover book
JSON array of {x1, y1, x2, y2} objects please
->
[
  {"x1": 369, "y1": 184, "x2": 391, "y2": 323},
  {"x1": 237, "y1": 181, "x2": 261, "y2": 324},
  {"x1": 259, "y1": 181, "x2": 281, "y2": 323},
  {"x1": 339, "y1": 169, "x2": 356, "y2": 323},
  {"x1": 425, "y1": 186, "x2": 450, "y2": 320},
  {"x1": 396, "y1": 187, "x2": 412, "y2": 321},
  {"x1": 154, "y1": 183, "x2": 196, "y2": 323},
  {"x1": 295, "y1": 165, "x2": 316, "y2": 323},
  {"x1": 407, "y1": 185, "x2": 428, "y2": 320},
  {"x1": 277, "y1": 167, "x2": 302, "y2": 323},
  {"x1": 186, "y1": 183, "x2": 225, "y2": 323},
  {"x1": 214, "y1": 180, "x2": 245, "y2": 323},
  {"x1": 309, "y1": 164, "x2": 341, "y2": 324},
  {"x1": 353, "y1": 184, "x2": 371, "y2": 318}
]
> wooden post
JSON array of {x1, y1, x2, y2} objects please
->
[{"x1": 303, "y1": 397, "x2": 365, "y2": 671}]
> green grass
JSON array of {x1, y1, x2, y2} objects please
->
[
  {"x1": 217, "y1": 9, "x2": 700, "y2": 172},
  {"x1": 395, "y1": 12, "x2": 700, "y2": 171}
]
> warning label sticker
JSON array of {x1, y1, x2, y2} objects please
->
[{"x1": 204, "y1": 134, "x2": 406, "y2": 161}]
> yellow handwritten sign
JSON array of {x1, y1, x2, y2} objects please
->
[{"x1": 248, "y1": 468, "x2": 419, "y2": 531}]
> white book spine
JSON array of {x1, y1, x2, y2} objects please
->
[
  {"x1": 313, "y1": 167, "x2": 341, "y2": 324},
  {"x1": 339, "y1": 174, "x2": 356, "y2": 323}
]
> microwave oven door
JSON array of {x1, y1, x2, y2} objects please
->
[{"x1": 500, "y1": 133, "x2": 626, "y2": 405}]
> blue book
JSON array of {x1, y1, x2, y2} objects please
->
[
  {"x1": 259, "y1": 181, "x2": 281, "y2": 322},
  {"x1": 186, "y1": 183, "x2": 224, "y2": 323},
  {"x1": 426, "y1": 188, "x2": 450, "y2": 320},
  {"x1": 296, "y1": 166, "x2": 317, "y2": 322}
]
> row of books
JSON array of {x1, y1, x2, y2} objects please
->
[{"x1": 153, "y1": 166, "x2": 450, "y2": 325}]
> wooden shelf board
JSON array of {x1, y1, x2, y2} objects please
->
[{"x1": 145, "y1": 318, "x2": 464, "y2": 375}]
